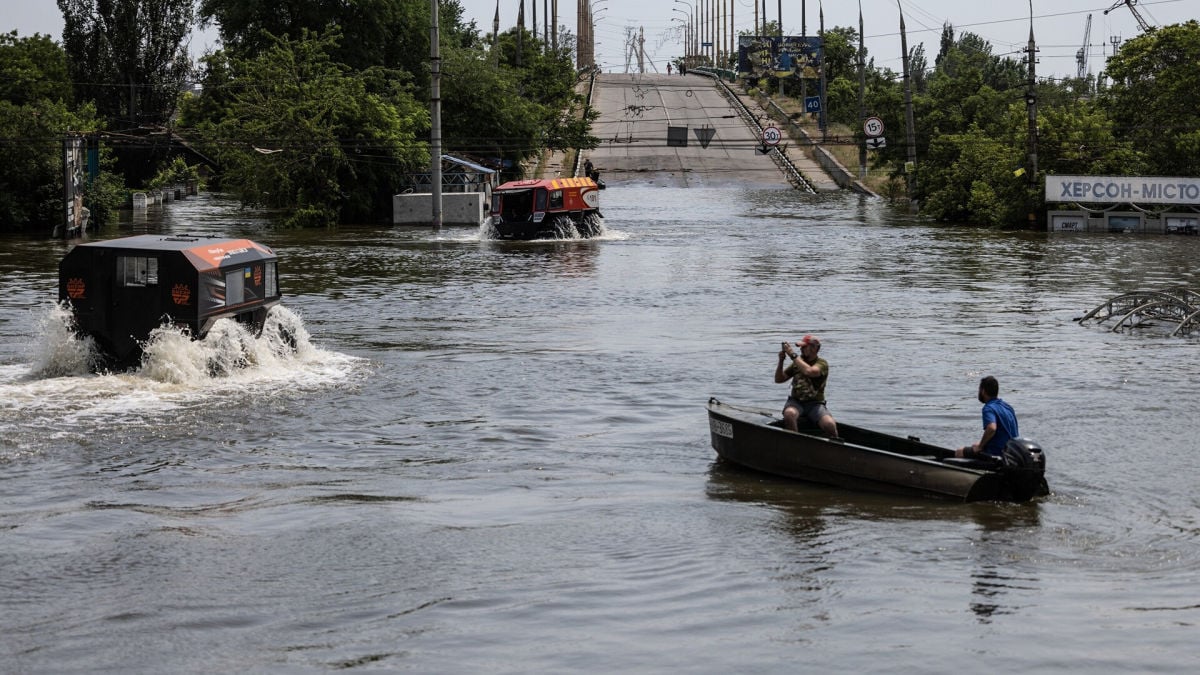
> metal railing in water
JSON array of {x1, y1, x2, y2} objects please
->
[{"x1": 1077, "y1": 287, "x2": 1200, "y2": 337}]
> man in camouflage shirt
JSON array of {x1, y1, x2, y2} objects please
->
[{"x1": 774, "y1": 334, "x2": 839, "y2": 438}]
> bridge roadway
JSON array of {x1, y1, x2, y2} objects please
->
[{"x1": 582, "y1": 73, "x2": 839, "y2": 191}]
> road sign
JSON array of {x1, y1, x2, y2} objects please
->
[
  {"x1": 756, "y1": 145, "x2": 772, "y2": 155},
  {"x1": 693, "y1": 125, "x2": 716, "y2": 149},
  {"x1": 866, "y1": 137, "x2": 887, "y2": 149},
  {"x1": 762, "y1": 126, "x2": 782, "y2": 146},
  {"x1": 863, "y1": 116, "x2": 884, "y2": 137},
  {"x1": 805, "y1": 96, "x2": 821, "y2": 113}
]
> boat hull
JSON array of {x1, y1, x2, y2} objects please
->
[{"x1": 707, "y1": 398, "x2": 1047, "y2": 503}]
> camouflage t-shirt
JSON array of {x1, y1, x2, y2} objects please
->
[{"x1": 785, "y1": 357, "x2": 828, "y2": 403}]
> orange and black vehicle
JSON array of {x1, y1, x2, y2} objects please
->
[
  {"x1": 59, "y1": 234, "x2": 281, "y2": 369},
  {"x1": 489, "y1": 177, "x2": 604, "y2": 239}
]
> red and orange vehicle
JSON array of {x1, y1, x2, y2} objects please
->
[{"x1": 489, "y1": 177, "x2": 604, "y2": 239}]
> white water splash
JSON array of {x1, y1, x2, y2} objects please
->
[
  {"x1": 1, "y1": 304, "x2": 362, "y2": 459},
  {"x1": 26, "y1": 303, "x2": 99, "y2": 378},
  {"x1": 469, "y1": 213, "x2": 627, "y2": 242}
]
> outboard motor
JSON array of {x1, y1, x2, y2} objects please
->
[
  {"x1": 1000, "y1": 437, "x2": 1047, "y2": 501},
  {"x1": 1002, "y1": 437, "x2": 1045, "y2": 470}
]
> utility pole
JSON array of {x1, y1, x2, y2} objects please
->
[
  {"x1": 778, "y1": 0, "x2": 785, "y2": 97},
  {"x1": 818, "y1": 1, "x2": 827, "y2": 140},
  {"x1": 798, "y1": 1, "x2": 805, "y2": 107},
  {"x1": 857, "y1": 0, "x2": 866, "y2": 179},
  {"x1": 898, "y1": 0, "x2": 918, "y2": 206},
  {"x1": 1025, "y1": 0, "x2": 1039, "y2": 226},
  {"x1": 492, "y1": 0, "x2": 501, "y2": 68},
  {"x1": 517, "y1": 0, "x2": 524, "y2": 67},
  {"x1": 430, "y1": 0, "x2": 442, "y2": 231}
]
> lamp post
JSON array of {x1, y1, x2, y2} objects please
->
[
  {"x1": 673, "y1": 8, "x2": 691, "y2": 62},
  {"x1": 674, "y1": 0, "x2": 695, "y2": 61},
  {"x1": 579, "y1": 0, "x2": 607, "y2": 70}
]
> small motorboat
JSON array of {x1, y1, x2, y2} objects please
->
[
  {"x1": 707, "y1": 398, "x2": 1048, "y2": 503},
  {"x1": 488, "y1": 176, "x2": 604, "y2": 239},
  {"x1": 59, "y1": 233, "x2": 282, "y2": 369}
]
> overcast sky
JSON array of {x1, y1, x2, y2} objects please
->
[{"x1": 4, "y1": 0, "x2": 1191, "y2": 79}]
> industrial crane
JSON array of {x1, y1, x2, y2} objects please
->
[
  {"x1": 1076, "y1": 14, "x2": 1092, "y2": 79},
  {"x1": 1104, "y1": 0, "x2": 1151, "y2": 32}
]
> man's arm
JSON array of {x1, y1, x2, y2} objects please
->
[
  {"x1": 972, "y1": 422, "x2": 997, "y2": 453},
  {"x1": 774, "y1": 350, "x2": 792, "y2": 383}
]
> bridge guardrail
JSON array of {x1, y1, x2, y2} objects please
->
[{"x1": 705, "y1": 75, "x2": 816, "y2": 193}]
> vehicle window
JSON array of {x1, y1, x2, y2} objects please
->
[
  {"x1": 119, "y1": 256, "x2": 158, "y2": 287},
  {"x1": 549, "y1": 190, "x2": 563, "y2": 209},
  {"x1": 265, "y1": 262, "x2": 278, "y2": 297},
  {"x1": 535, "y1": 189, "x2": 547, "y2": 211},
  {"x1": 225, "y1": 268, "x2": 245, "y2": 306}
]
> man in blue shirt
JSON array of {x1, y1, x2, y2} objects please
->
[{"x1": 956, "y1": 376, "x2": 1018, "y2": 459}]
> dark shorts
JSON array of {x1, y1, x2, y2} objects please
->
[{"x1": 785, "y1": 398, "x2": 831, "y2": 426}]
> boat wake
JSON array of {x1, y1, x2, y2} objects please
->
[
  {"x1": 471, "y1": 215, "x2": 628, "y2": 242},
  {"x1": 1, "y1": 304, "x2": 363, "y2": 460}
]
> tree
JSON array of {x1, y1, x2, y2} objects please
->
[
  {"x1": 1037, "y1": 104, "x2": 1143, "y2": 178},
  {"x1": 199, "y1": 0, "x2": 475, "y2": 75},
  {"x1": 819, "y1": 26, "x2": 858, "y2": 82},
  {"x1": 0, "y1": 32, "x2": 73, "y2": 106},
  {"x1": 920, "y1": 120, "x2": 1028, "y2": 226},
  {"x1": 1102, "y1": 21, "x2": 1200, "y2": 176},
  {"x1": 179, "y1": 29, "x2": 428, "y2": 226},
  {"x1": 0, "y1": 33, "x2": 124, "y2": 232},
  {"x1": 57, "y1": 0, "x2": 194, "y2": 127}
]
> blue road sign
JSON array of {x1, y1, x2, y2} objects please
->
[{"x1": 805, "y1": 96, "x2": 821, "y2": 113}]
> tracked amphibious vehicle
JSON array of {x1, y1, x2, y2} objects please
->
[
  {"x1": 489, "y1": 177, "x2": 604, "y2": 239},
  {"x1": 59, "y1": 234, "x2": 282, "y2": 369}
]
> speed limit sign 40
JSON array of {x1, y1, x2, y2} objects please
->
[
  {"x1": 762, "y1": 126, "x2": 782, "y2": 146},
  {"x1": 863, "y1": 116, "x2": 884, "y2": 137}
]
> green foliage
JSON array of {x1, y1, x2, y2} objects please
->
[
  {"x1": 820, "y1": 27, "x2": 859, "y2": 82},
  {"x1": 148, "y1": 157, "x2": 203, "y2": 190},
  {"x1": 1037, "y1": 103, "x2": 1143, "y2": 178},
  {"x1": 1102, "y1": 21, "x2": 1200, "y2": 176},
  {"x1": 57, "y1": 0, "x2": 194, "y2": 127},
  {"x1": 199, "y1": 0, "x2": 475, "y2": 75},
  {"x1": 0, "y1": 98, "x2": 119, "y2": 231},
  {"x1": 180, "y1": 29, "x2": 428, "y2": 226},
  {"x1": 0, "y1": 32, "x2": 73, "y2": 105},
  {"x1": 83, "y1": 162, "x2": 129, "y2": 229},
  {"x1": 920, "y1": 122, "x2": 1029, "y2": 226}
]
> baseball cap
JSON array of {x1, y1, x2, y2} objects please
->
[{"x1": 799, "y1": 334, "x2": 820, "y2": 347}]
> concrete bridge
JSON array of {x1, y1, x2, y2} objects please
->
[{"x1": 581, "y1": 73, "x2": 840, "y2": 191}]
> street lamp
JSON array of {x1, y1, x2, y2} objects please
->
[
  {"x1": 675, "y1": 0, "x2": 695, "y2": 58},
  {"x1": 672, "y1": 8, "x2": 692, "y2": 59}
]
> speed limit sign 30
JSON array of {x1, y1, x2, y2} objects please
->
[{"x1": 762, "y1": 126, "x2": 782, "y2": 146}]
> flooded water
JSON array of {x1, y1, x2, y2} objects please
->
[{"x1": 3, "y1": 190, "x2": 1200, "y2": 672}]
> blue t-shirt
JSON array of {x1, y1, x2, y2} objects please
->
[{"x1": 981, "y1": 398, "x2": 1019, "y2": 456}]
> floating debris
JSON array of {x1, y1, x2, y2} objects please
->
[{"x1": 1077, "y1": 287, "x2": 1200, "y2": 336}]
